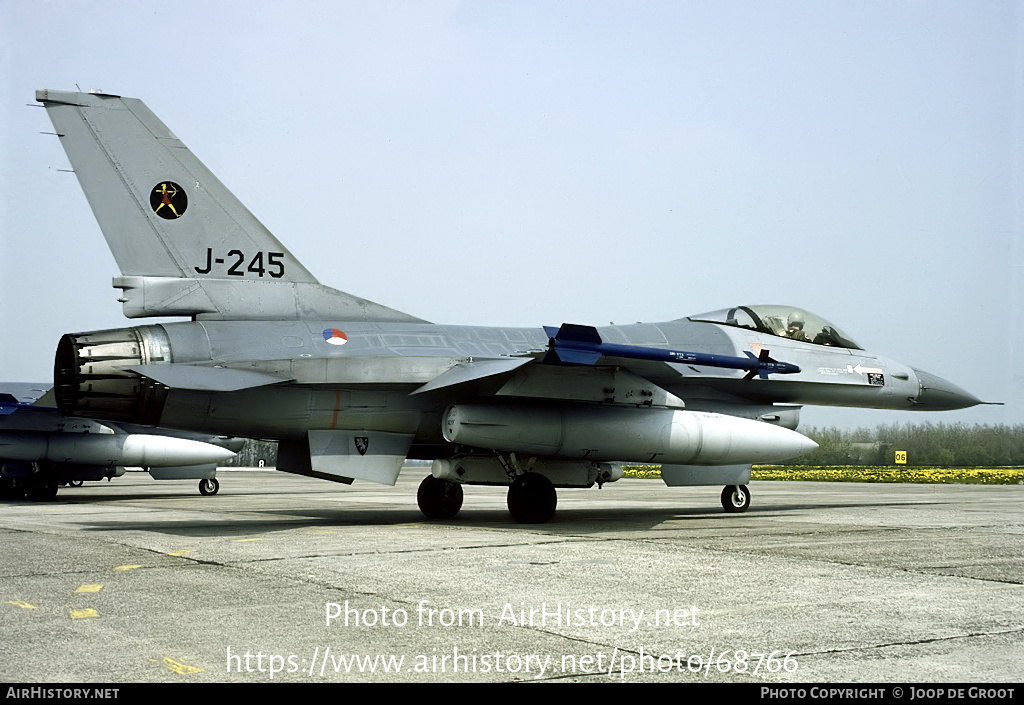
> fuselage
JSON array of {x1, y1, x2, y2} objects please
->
[{"x1": 55, "y1": 309, "x2": 980, "y2": 460}]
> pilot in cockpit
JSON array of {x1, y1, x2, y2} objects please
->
[{"x1": 785, "y1": 312, "x2": 811, "y2": 342}]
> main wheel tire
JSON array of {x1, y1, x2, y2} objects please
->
[
  {"x1": 721, "y1": 484, "x2": 750, "y2": 513},
  {"x1": 25, "y1": 480, "x2": 58, "y2": 502},
  {"x1": 199, "y1": 478, "x2": 220, "y2": 496},
  {"x1": 417, "y1": 475, "x2": 464, "y2": 519},
  {"x1": 507, "y1": 473, "x2": 557, "y2": 524},
  {"x1": 0, "y1": 478, "x2": 25, "y2": 501}
]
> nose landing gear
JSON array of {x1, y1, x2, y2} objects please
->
[{"x1": 721, "y1": 484, "x2": 750, "y2": 513}]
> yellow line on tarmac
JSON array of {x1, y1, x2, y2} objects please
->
[{"x1": 151, "y1": 657, "x2": 205, "y2": 674}]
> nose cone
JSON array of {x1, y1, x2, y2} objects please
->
[{"x1": 912, "y1": 369, "x2": 983, "y2": 411}]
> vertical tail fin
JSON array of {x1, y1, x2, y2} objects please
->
[{"x1": 36, "y1": 90, "x2": 423, "y2": 323}]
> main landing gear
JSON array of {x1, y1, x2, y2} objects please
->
[
  {"x1": 416, "y1": 475, "x2": 464, "y2": 519},
  {"x1": 506, "y1": 473, "x2": 557, "y2": 524},
  {"x1": 416, "y1": 472, "x2": 558, "y2": 524},
  {"x1": 1, "y1": 475, "x2": 58, "y2": 501},
  {"x1": 415, "y1": 475, "x2": 750, "y2": 523}
]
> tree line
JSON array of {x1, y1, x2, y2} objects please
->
[{"x1": 783, "y1": 422, "x2": 1024, "y2": 466}]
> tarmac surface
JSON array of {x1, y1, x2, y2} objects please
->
[{"x1": 1, "y1": 469, "x2": 1021, "y2": 684}]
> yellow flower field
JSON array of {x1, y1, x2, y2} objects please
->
[{"x1": 622, "y1": 465, "x2": 1024, "y2": 484}]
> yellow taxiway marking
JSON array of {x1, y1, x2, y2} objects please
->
[
  {"x1": 5, "y1": 601, "x2": 37, "y2": 609},
  {"x1": 113, "y1": 565, "x2": 142, "y2": 571},
  {"x1": 151, "y1": 657, "x2": 205, "y2": 675},
  {"x1": 167, "y1": 550, "x2": 194, "y2": 556},
  {"x1": 70, "y1": 608, "x2": 99, "y2": 619},
  {"x1": 229, "y1": 538, "x2": 263, "y2": 543},
  {"x1": 75, "y1": 584, "x2": 103, "y2": 593}
]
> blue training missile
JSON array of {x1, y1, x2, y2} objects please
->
[{"x1": 544, "y1": 323, "x2": 800, "y2": 379}]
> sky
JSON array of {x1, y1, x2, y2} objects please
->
[{"x1": 1, "y1": 0, "x2": 1020, "y2": 432}]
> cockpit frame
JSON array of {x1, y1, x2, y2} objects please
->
[{"x1": 688, "y1": 305, "x2": 862, "y2": 350}]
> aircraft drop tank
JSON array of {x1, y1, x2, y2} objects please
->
[{"x1": 442, "y1": 404, "x2": 818, "y2": 466}]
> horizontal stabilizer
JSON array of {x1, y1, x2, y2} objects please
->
[
  {"x1": 126, "y1": 364, "x2": 290, "y2": 392},
  {"x1": 0, "y1": 384, "x2": 54, "y2": 412},
  {"x1": 308, "y1": 430, "x2": 414, "y2": 486}
]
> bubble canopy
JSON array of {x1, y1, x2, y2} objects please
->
[{"x1": 687, "y1": 305, "x2": 862, "y2": 350}]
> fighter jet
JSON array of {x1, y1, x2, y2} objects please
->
[
  {"x1": 34, "y1": 89, "x2": 982, "y2": 522},
  {"x1": 1, "y1": 382, "x2": 238, "y2": 500}
]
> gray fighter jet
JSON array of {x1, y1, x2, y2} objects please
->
[
  {"x1": 1, "y1": 383, "x2": 238, "y2": 500},
  {"x1": 35, "y1": 89, "x2": 982, "y2": 522}
]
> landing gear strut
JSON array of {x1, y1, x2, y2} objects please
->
[
  {"x1": 507, "y1": 473, "x2": 557, "y2": 524},
  {"x1": 417, "y1": 475, "x2": 464, "y2": 519},
  {"x1": 721, "y1": 484, "x2": 750, "y2": 513}
]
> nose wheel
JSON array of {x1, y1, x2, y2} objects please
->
[
  {"x1": 721, "y1": 484, "x2": 750, "y2": 513},
  {"x1": 199, "y1": 478, "x2": 220, "y2": 496}
]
